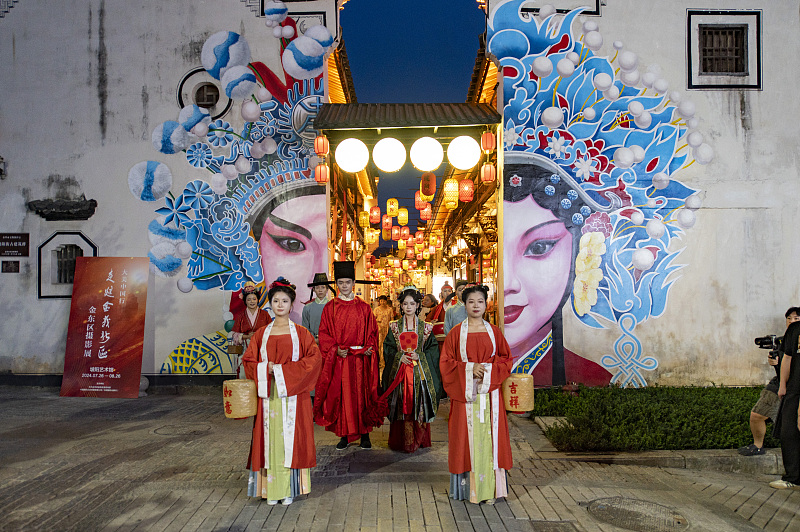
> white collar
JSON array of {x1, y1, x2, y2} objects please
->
[
  {"x1": 314, "y1": 296, "x2": 329, "y2": 304},
  {"x1": 338, "y1": 292, "x2": 355, "y2": 301}
]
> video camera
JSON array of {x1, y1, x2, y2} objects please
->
[{"x1": 754, "y1": 335, "x2": 783, "y2": 359}]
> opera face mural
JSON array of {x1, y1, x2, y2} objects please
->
[
  {"x1": 127, "y1": 7, "x2": 334, "y2": 373},
  {"x1": 490, "y1": 0, "x2": 712, "y2": 387}
]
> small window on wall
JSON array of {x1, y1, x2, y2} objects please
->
[
  {"x1": 688, "y1": 10, "x2": 761, "y2": 90},
  {"x1": 53, "y1": 244, "x2": 83, "y2": 284},
  {"x1": 38, "y1": 232, "x2": 98, "y2": 299},
  {"x1": 193, "y1": 82, "x2": 220, "y2": 109}
]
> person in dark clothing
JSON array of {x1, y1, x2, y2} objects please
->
[{"x1": 771, "y1": 320, "x2": 800, "y2": 489}]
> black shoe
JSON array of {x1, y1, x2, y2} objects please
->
[
  {"x1": 360, "y1": 435, "x2": 372, "y2": 449},
  {"x1": 738, "y1": 444, "x2": 765, "y2": 456},
  {"x1": 336, "y1": 437, "x2": 348, "y2": 450}
]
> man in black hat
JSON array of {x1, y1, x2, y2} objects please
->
[
  {"x1": 314, "y1": 261, "x2": 382, "y2": 450},
  {"x1": 303, "y1": 272, "x2": 333, "y2": 341}
]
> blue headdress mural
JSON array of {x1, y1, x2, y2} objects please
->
[{"x1": 490, "y1": 1, "x2": 712, "y2": 387}]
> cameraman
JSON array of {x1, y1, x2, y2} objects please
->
[
  {"x1": 772, "y1": 318, "x2": 800, "y2": 489},
  {"x1": 739, "y1": 307, "x2": 800, "y2": 456}
]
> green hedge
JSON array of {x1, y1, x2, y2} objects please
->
[{"x1": 534, "y1": 386, "x2": 781, "y2": 452}]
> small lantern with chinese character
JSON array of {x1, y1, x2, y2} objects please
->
[
  {"x1": 223, "y1": 379, "x2": 257, "y2": 418},
  {"x1": 414, "y1": 191, "x2": 425, "y2": 210},
  {"x1": 436, "y1": 236, "x2": 442, "y2": 249},
  {"x1": 481, "y1": 130, "x2": 495, "y2": 153},
  {"x1": 400, "y1": 226, "x2": 410, "y2": 240},
  {"x1": 398, "y1": 238, "x2": 407, "y2": 250},
  {"x1": 415, "y1": 231, "x2": 424, "y2": 244},
  {"x1": 420, "y1": 172, "x2": 436, "y2": 201},
  {"x1": 394, "y1": 259, "x2": 401, "y2": 269},
  {"x1": 423, "y1": 250, "x2": 430, "y2": 260},
  {"x1": 481, "y1": 162, "x2": 496, "y2": 183},
  {"x1": 370, "y1": 206, "x2": 381, "y2": 224},
  {"x1": 502, "y1": 374, "x2": 534, "y2": 413},
  {"x1": 382, "y1": 229, "x2": 391, "y2": 241},
  {"x1": 405, "y1": 248, "x2": 414, "y2": 259},
  {"x1": 398, "y1": 207, "x2": 408, "y2": 226},
  {"x1": 382, "y1": 214, "x2": 392, "y2": 230},
  {"x1": 314, "y1": 164, "x2": 329, "y2": 184},
  {"x1": 429, "y1": 244, "x2": 435, "y2": 254},
  {"x1": 402, "y1": 259, "x2": 409, "y2": 270},
  {"x1": 411, "y1": 260, "x2": 418, "y2": 268},
  {"x1": 406, "y1": 236, "x2": 414, "y2": 249},
  {"x1": 420, "y1": 202, "x2": 432, "y2": 221},
  {"x1": 314, "y1": 135, "x2": 330, "y2": 157},
  {"x1": 387, "y1": 198, "x2": 399, "y2": 217},
  {"x1": 459, "y1": 178, "x2": 474, "y2": 202},
  {"x1": 358, "y1": 211, "x2": 369, "y2": 228},
  {"x1": 391, "y1": 226, "x2": 401, "y2": 241},
  {"x1": 415, "y1": 243, "x2": 424, "y2": 253},
  {"x1": 443, "y1": 178, "x2": 458, "y2": 209},
  {"x1": 416, "y1": 253, "x2": 423, "y2": 261}
]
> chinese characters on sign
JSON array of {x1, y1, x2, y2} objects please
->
[
  {"x1": 61, "y1": 257, "x2": 149, "y2": 398},
  {"x1": 0, "y1": 233, "x2": 29, "y2": 257}
]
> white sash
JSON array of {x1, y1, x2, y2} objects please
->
[
  {"x1": 459, "y1": 319, "x2": 500, "y2": 472},
  {"x1": 257, "y1": 320, "x2": 300, "y2": 469}
]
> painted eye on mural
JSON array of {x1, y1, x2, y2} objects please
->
[
  {"x1": 268, "y1": 234, "x2": 306, "y2": 253},
  {"x1": 523, "y1": 239, "x2": 558, "y2": 257}
]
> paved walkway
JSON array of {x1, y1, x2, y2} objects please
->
[{"x1": 0, "y1": 386, "x2": 797, "y2": 531}]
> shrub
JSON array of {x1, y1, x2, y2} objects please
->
[{"x1": 534, "y1": 385, "x2": 780, "y2": 452}]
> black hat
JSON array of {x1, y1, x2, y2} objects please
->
[
  {"x1": 308, "y1": 272, "x2": 335, "y2": 293},
  {"x1": 332, "y1": 261, "x2": 381, "y2": 285}
]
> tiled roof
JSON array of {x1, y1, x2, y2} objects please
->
[{"x1": 314, "y1": 103, "x2": 501, "y2": 130}]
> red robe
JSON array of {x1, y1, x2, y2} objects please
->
[
  {"x1": 232, "y1": 308, "x2": 272, "y2": 338},
  {"x1": 314, "y1": 296, "x2": 381, "y2": 440},
  {"x1": 243, "y1": 325, "x2": 321, "y2": 470},
  {"x1": 440, "y1": 324, "x2": 514, "y2": 474}
]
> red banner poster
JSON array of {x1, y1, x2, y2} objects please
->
[{"x1": 61, "y1": 257, "x2": 149, "y2": 398}]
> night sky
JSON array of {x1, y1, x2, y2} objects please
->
[{"x1": 338, "y1": 1, "x2": 487, "y2": 252}]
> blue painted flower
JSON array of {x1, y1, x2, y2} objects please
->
[
  {"x1": 207, "y1": 119, "x2": 234, "y2": 147},
  {"x1": 156, "y1": 195, "x2": 192, "y2": 228},
  {"x1": 545, "y1": 185, "x2": 555, "y2": 196},
  {"x1": 560, "y1": 198, "x2": 572, "y2": 209},
  {"x1": 183, "y1": 180, "x2": 214, "y2": 210},
  {"x1": 572, "y1": 213, "x2": 584, "y2": 225},
  {"x1": 186, "y1": 143, "x2": 214, "y2": 168},
  {"x1": 580, "y1": 206, "x2": 592, "y2": 217},
  {"x1": 549, "y1": 173, "x2": 560, "y2": 184},
  {"x1": 567, "y1": 189, "x2": 578, "y2": 201}
]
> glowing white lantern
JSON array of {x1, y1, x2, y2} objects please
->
[
  {"x1": 446, "y1": 136, "x2": 481, "y2": 171},
  {"x1": 372, "y1": 137, "x2": 406, "y2": 173},
  {"x1": 410, "y1": 137, "x2": 444, "y2": 172},
  {"x1": 335, "y1": 138, "x2": 369, "y2": 173}
]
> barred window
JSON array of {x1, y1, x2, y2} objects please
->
[
  {"x1": 194, "y1": 82, "x2": 220, "y2": 109},
  {"x1": 54, "y1": 244, "x2": 83, "y2": 284},
  {"x1": 699, "y1": 25, "x2": 748, "y2": 75}
]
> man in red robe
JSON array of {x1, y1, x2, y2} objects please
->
[{"x1": 314, "y1": 261, "x2": 382, "y2": 450}]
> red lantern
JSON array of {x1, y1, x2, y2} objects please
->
[
  {"x1": 405, "y1": 248, "x2": 414, "y2": 259},
  {"x1": 314, "y1": 164, "x2": 329, "y2": 184},
  {"x1": 416, "y1": 253, "x2": 423, "y2": 261},
  {"x1": 481, "y1": 162, "x2": 496, "y2": 183},
  {"x1": 420, "y1": 203, "x2": 432, "y2": 221},
  {"x1": 394, "y1": 259, "x2": 401, "y2": 269},
  {"x1": 391, "y1": 226, "x2": 401, "y2": 241},
  {"x1": 459, "y1": 179, "x2": 474, "y2": 202},
  {"x1": 414, "y1": 191, "x2": 425, "y2": 210},
  {"x1": 314, "y1": 135, "x2": 330, "y2": 157},
  {"x1": 481, "y1": 130, "x2": 495, "y2": 153},
  {"x1": 482, "y1": 259, "x2": 491, "y2": 269},
  {"x1": 443, "y1": 178, "x2": 458, "y2": 209},
  {"x1": 406, "y1": 236, "x2": 414, "y2": 248},
  {"x1": 400, "y1": 226, "x2": 410, "y2": 240},
  {"x1": 382, "y1": 214, "x2": 392, "y2": 230},
  {"x1": 420, "y1": 172, "x2": 436, "y2": 201},
  {"x1": 370, "y1": 206, "x2": 381, "y2": 224},
  {"x1": 415, "y1": 231, "x2": 424, "y2": 244},
  {"x1": 411, "y1": 260, "x2": 418, "y2": 268}
]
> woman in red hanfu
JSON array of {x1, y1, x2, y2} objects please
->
[
  {"x1": 242, "y1": 277, "x2": 322, "y2": 505},
  {"x1": 232, "y1": 282, "x2": 272, "y2": 348},
  {"x1": 440, "y1": 284, "x2": 513, "y2": 505},
  {"x1": 381, "y1": 286, "x2": 442, "y2": 453}
]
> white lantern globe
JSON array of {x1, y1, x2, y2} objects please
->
[
  {"x1": 372, "y1": 137, "x2": 406, "y2": 173},
  {"x1": 335, "y1": 138, "x2": 370, "y2": 173},
  {"x1": 410, "y1": 137, "x2": 444, "y2": 172},
  {"x1": 446, "y1": 135, "x2": 481, "y2": 171}
]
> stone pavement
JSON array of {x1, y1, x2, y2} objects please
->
[{"x1": 0, "y1": 386, "x2": 798, "y2": 531}]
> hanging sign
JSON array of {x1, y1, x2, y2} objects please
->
[{"x1": 61, "y1": 257, "x2": 149, "y2": 398}]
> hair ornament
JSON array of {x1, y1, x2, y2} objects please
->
[{"x1": 269, "y1": 276, "x2": 296, "y2": 291}]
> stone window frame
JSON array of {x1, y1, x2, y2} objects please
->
[
  {"x1": 687, "y1": 9, "x2": 762, "y2": 90},
  {"x1": 38, "y1": 231, "x2": 98, "y2": 299}
]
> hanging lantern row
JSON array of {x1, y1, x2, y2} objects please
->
[
  {"x1": 370, "y1": 206, "x2": 381, "y2": 224},
  {"x1": 398, "y1": 207, "x2": 409, "y2": 226}
]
